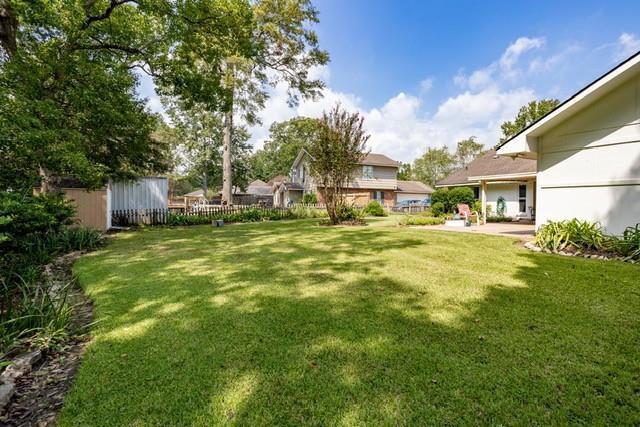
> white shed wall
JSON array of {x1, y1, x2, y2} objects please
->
[
  {"x1": 110, "y1": 177, "x2": 168, "y2": 210},
  {"x1": 537, "y1": 74, "x2": 640, "y2": 234}
]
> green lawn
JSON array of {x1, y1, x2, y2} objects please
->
[{"x1": 60, "y1": 218, "x2": 639, "y2": 426}]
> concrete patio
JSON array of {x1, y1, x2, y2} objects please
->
[{"x1": 414, "y1": 222, "x2": 535, "y2": 240}]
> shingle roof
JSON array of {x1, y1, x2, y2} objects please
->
[
  {"x1": 436, "y1": 150, "x2": 536, "y2": 187},
  {"x1": 268, "y1": 175, "x2": 288, "y2": 186},
  {"x1": 396, "y1": 180, "x2": 434, "y2": 193},
  {"x1": 359, "y1": 153, "x2": 400, "y2": 167}
]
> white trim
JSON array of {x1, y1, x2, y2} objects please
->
[{"x1": 468, "y1": 172, "x2": 537, "y2": 181}]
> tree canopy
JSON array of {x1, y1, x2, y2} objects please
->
[
  {"x1": 0, "y1": 0, "x2": 180, "y2": 191},
  {"x1": 250, "y1": 117, "x2": 320, "y2": 181},
  {"x1": 500, "y1": 99, "x2": 560, "y2": 142}
]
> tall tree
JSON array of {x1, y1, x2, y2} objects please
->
[
  {"x1": 455, "y1": 136, "x2": 485, "y2": 168},
  {"x1": 217, "y1": 0, "x2": 329, "y2": 204},
  {"x1": 500, "y1": 99, "x2": 560, "y2": 142},
  {"x1": 307, "y1": 104, "x2": 369, "y2": 225},
  {"x1": 250, "y1": 117, "x2": 319, "y2": 181},
  {"x1": 166, "y1": 101, "x2": 251, "y2": 196},
  {"x1": 396, "y1": 163, "x2": 413, "y2": 181},
  {"x1": 0, "y1": 0, "x2": 175, "y2": 191},
  {"x1": 412, "y1": 146, "x2": 456, "y2": 188}
]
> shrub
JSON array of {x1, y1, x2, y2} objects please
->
[
  {"x1": 399, "y1": 216, "x2": 445, "y2": 226},
  {"x1": 431, "y1": 187, "x2": 475, "y2": 213},
  {"x1": 431, "y1": 202, "x2": 445, "y2": 216},
  {"x1": 608, "y1": 224, "x2": 640, "y2": 261},
  {"x1": 535, "y1": 219, "x2": 606, "y2": 252},
  {"x1": 449, "y1": 187, "x2": 475, "y2": 211},
  {"x1": 335, "y1": 203, "x2": 365, "y2": 223},
  {"x1": 430, "y1": 189, "x2": 449, "y2": 211},
  {"x1": 302, "y1": 192, "x2": 318, "y2": 204},
  {"x1": 363, "y1": 201, "x2": 386, "y2": 217},
  {"x1": 290, "y1": 205, "x2": 327, "y2": 219},
  {"x1": 486, "y1": 216, "x2": 513, "y2": 223},
  {"x1": 0, "y1": 192, "x2": 104, "y2": 353}
]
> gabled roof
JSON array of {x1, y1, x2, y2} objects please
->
[
  {"x1": 359, "y1": 153, "x2": 400, "y2": 167},
  {"x1": 247, "y1": 179, "x2": 272, "y2": 195},
  {"x1": 497, "y1": 50, "x2": 640, "y2": 157},
  {"x1": 396, "y1": 180, "x2": 434, "y2": 193},
  {"x1": 267, "y1": 175, "x2": 288, "y2": 186},
  {"x1": 436, "y1": 150, "x2": 536, "y2": 187}
]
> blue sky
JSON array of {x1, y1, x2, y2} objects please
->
[{"x1": 140, "y1": 0, "x2": 640, "y2": 162}]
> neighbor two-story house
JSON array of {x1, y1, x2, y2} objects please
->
[{"x1": 273, "y1": 148, "x2": 433, "y2": 207}]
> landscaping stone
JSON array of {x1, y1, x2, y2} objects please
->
[
  {"x1": 0, "y1": 382, "x2": 15, "y2": 409},
  {"x1": 1, "y1": 351, "x2": 41, "y2": 383}
]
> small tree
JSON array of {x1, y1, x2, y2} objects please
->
[{"x1": 307, "y1": 105, "x2": 369, "y2": 224}]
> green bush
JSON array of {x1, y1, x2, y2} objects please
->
[
  {"x1": 449, "y1": 187, "x2": 475, "y2": 211},
  {"x1": 431, "y1": 187, "x2": 475, "y2": 213},
  {"x1": 0, "y1": 192, "x2": 106, "y2": 353},
  {"x1": 290, "y1": 205, "x2": 328, "y2": 219},
  {"x1": 399, "y1": 216, "x2": 445, "y2": 226},
  {"x1": 430, "y1": 188, "x2": 450, "y2": 211},
  {"x1": 431, "y1": 202, "x2": 445, "y2": 216},
  {"x1": 608, "y1": 224, "x2": 640, "y2": 261},
  {"x1": 302, "y1": 192, "x2": 318, "y2": 204},
  {"x1": 335, "y1": 203, "x2": 365, "y2": 223},
  {"x1": 535, "y1": 219, "x2": 606, "y2": 252},
  {"x1": 486, "y1": 216, "x2": 513, "y2": 223},
  {"x1": 363, "y1": 201, "x2": 386, "y2": 217}
]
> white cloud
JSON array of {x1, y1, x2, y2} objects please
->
[
  {"x1": 614, "y1": 33, "x2": 640, "y2": 61},
  {"x1": 419, "y1": 77, "x2": 433, "y2": 93},
  {"x1": 455, "y1": 36, "x2": 545, "y2": 91},
  {"x1": 500, "y1": 37, "x2": 545, "y2": 71}
]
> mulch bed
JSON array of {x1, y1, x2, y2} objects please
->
[{"x1": 0, "y1": 253, "x2": 94, "y2": 427}]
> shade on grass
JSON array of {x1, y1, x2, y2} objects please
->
[{"x1": 59, "y1": 218, "x2": 639, "y2": 425}]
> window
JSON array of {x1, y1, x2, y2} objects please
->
[
  {"x1": 362, "y1": 165, "x2": 374, "y2": 180},
  {"x1": 371, "y1": 191, "x2": 385, "y2": 203},
  {"x1": 300, "y1": 165, "x2": 305, "y2": 183},
  {"x1": 473, "y1": 187, "x2": 480, "y2": 199},
  {"x1": 518, "y1": 184, "x2": 527, "y2": 213}
]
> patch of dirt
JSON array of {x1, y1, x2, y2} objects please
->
[{"x1": 0, "y1": 252, "x2": 94, "y2": 427}]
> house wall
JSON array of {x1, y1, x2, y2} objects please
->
[
  {"x1": 485, "y1": 181, "x2": 534, "y2": 218},
  {"x1": 316, "y1": 188, "x2": 396, "y2": 207},
  {"x1": 62, "y1": 188, "x2": 108, "y2": 230},
  {"x1": 536, "y1": 73, "x2": 640, "y2": 234},
  {"x1": 350, "y1": 165, "x2": 397, "y2": 190}
]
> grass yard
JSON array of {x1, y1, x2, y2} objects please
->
[{"x1": 59, "y1": 218, "x2": 639, "y2": 425}]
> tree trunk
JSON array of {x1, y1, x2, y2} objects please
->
[
  {"x1": 0, "y1": 2, "x2": 18, "y2": 57},
  {"x1": 221, "y1": 108, "x2": 233, "y2": 205},
  {"x1": 202, "y1": 170, "x2": 208, "y2": 201}
]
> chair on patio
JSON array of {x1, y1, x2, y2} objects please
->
[{"x1": 457, "y1": 204, "x2": 481, "y2": 226}]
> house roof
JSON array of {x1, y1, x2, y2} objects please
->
[
  {"x1": 247, "y1": 179, "x2": 272, "y2": 195},
  {"x1": 183, "y1": 189, "x2": 206, "y2": 198},
  {"x1": 359, "y1": 153, "x2": 400, "y2": 167},
  {"x1": 268, "y1": 175, "x2": 287, "y2": 186},
  {"x1": 291, "y1": 148, "x2": 400, "y2": 169},
  {"x1": 436, "y1": 150, "x2": 536, "y2": 187},
  {"x1": 497, "y1": 49, "x2": 640, "y2": 157},
  {"x1": 396, "y1": 180, "x2": 434, "y2": 193}
]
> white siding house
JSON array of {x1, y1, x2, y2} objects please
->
[{"x1": 497, "y1": 51, "x2": 640, "y2": 234}]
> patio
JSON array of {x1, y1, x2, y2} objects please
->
[{"x1": 414, "y1": 221, "x2": 535, "y2": 240}]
